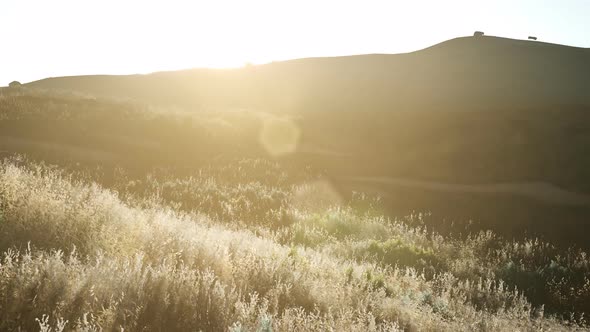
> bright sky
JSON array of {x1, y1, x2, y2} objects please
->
[{"x1": 2, "y1": 0, "x2": 589, "y2": 85}]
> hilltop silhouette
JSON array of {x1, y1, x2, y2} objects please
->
[{"x1": 23, "y1": 35, "x2": 590, "y2": 112}]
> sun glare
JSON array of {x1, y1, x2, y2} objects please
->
[
  {"x1": 2, "y1": 0, "x2": 590, "y2": 330},
  {"x1": 1, "y1": 0, "x2": 589, "y2": 83}
]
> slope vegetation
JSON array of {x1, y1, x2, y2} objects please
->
[{"x1": 1, "y1": 158, "x2": 589, "y2": 331}]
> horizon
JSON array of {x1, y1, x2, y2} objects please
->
[
  {"x1": 3, "y1": 2, "x2": 590, "y2": 330},
  {"x1": 14, "y1": 34, "x2": 589, "y2": 85},
  {"x1": 2, "y1": 0, "x2": 590, "y2": 85}
]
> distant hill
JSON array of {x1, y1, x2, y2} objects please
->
[
  {"x1": 24, "y1": 35, "x2": 590, "y2": 112},
  {"x1": 4, "y1": 36, "x2": 590, "y2": 247}
]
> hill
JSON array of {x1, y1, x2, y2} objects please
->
[
  {"x1": 23, "y1": 35, "x2": 590, "y2": 112},
  {"x1": 2, "y1": 36, "x2": 590, "y2": 330},
  {"x1": 3, "y1": 36, "x2": 590, "y2": 248}
]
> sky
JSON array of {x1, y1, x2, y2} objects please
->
[{"x1": 1, "y1": 0, "x2": 589, "y2": 85}]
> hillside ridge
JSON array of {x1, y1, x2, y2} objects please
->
[{"x1": 17, "y1": 35, "x2": 590, "y2": 112}]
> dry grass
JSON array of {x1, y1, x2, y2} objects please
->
[{"x1": 0, "y1": 159, "x2": 588, "y2": 331}]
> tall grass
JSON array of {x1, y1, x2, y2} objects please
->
[{"x1": 0, "y1": 159, "x2": 588, "y2": 331}]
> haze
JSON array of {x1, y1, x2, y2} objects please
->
[
  {"x1": 2, "y1": 0, "x2": 589, "y2": 84},
  {"x1": 3, "y1": 0, "x2": 590, "y2": 329}
]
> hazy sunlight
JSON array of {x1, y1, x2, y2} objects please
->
[{"x1": 1, "y1": 0, "x2": 589, "y2": 83}]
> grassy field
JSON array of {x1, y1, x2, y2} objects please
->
[
  {"x1": 1, "y1": 88, "x2": 590, "y2": 330},
  {"x1": 2, "y1": 87, "x2": 590, "y2": 248},
  {"x1": 1, "y1": 157, "x2": 590, "y2": 331}
]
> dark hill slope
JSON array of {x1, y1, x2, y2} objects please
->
[
  {"x1": 25, "y1": 36, "x2": 590, "y2": 112},
  {"x1": 9, "y1": 36, "x2": 590, "y2": 245}
]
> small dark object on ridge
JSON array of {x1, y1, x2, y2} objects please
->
[
  {"x1": 8, "y1": 81, "x2": 21, "y2": 88},
  {"x1": 528, "y1": 36, "x2": 537, "y2": 41},
  {"x1": 474, "y1": 31, "x2": 484, "y2": 37}
]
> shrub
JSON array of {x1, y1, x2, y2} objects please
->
[{"x1": 0, "y1": 159, "x2": 588, "y2": 330}]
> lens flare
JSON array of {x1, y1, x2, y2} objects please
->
[{"x1": 259, "y1": 116, "x2": 300, "y2": 156}]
